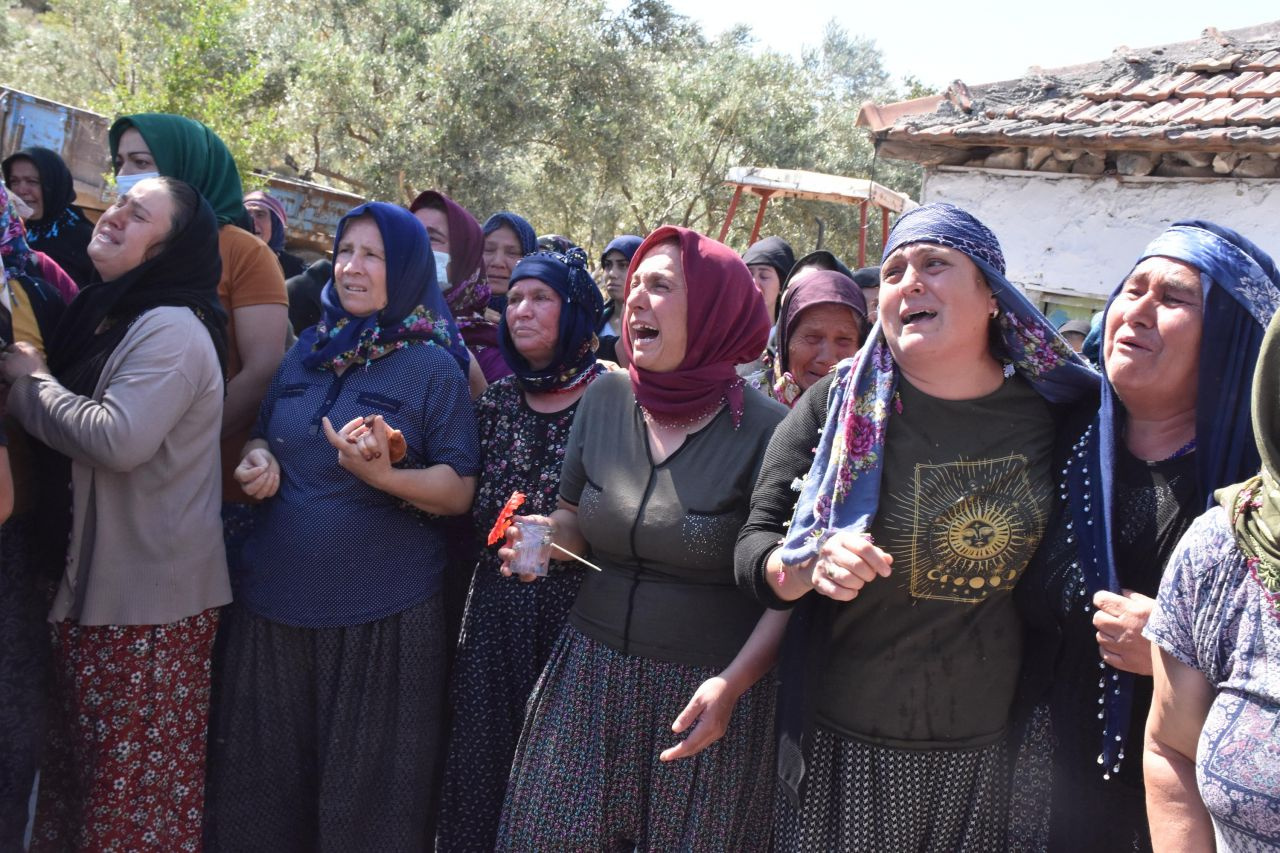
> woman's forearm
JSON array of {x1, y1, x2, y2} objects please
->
[
  {"x1": 720, "y1": 608, "x2": 791, "y2": 693},
  {"x1": 549, "y1": 503, "x2": 588, "y2": 557},
  {"x1": 375, "y1": 464, "x2": 476, "y2": 515},
  {"x1": 1145, "y1": 740, "x2": 1215, "y2": 852}
]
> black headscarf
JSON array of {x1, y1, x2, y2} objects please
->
[
  {"x1": 2, "y1": 147, "x2": 96, "y2": 286},
  {"x1": 47, "y1": 181, "x2": 228, "y2": 397},
  {"x1": 742, "y1": 236, "x2": 795, "y2": 281}
]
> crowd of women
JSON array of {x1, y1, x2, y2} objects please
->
[{"x1": 0, "y1": 110, "x2": 1277, "y2": 853}]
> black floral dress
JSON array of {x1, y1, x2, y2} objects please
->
[{"x1": 437, "y1": 377, "x2": 589, "y2": 852}]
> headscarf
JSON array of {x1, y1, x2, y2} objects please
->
[
  {"x1": 783, "y1": 250, "x2": 855, "y2": 288},
  {"x1": 537, "y1": 234, "x2": 574, "y2": 253},
  {"x1": 498, "y1": 247, "x2": 605, "y2": 393},
  {"x1": 781, "y1": 203, "x2": 1098, "y2": 567},
  {"x1": 46, "y1": 180, "x2": 229, "y2": 396},
  {"x1": 243, "y1": 190, "x2": 288, "y2": 252},
  {"x1": 303, "y1": 202, "x2": 468, "y2": 375},
  {"x1": 3, "y1": 147, "x2": 77, "y2": 235},
  {"x1": 0, "y1": 183, "x2": 69, "y2": 349},
  {"x1": 623, "y1": 226, "x2": 770, "y2": 429},
  {"x1": 742, "y1": 235, "x2": 795, "y2": 282},
  {"x1": 771, "y1": 269, "x2": 867, "y2": 407},
  {"x1": 482, "y1": 211, "x2": 537, "y2": 255},
  {"x1": 109, "y1": 114, "x2": 247, "y2": 226},
  {"x1": 1065, "y1": 220, "x2": 1280, "y2": 775},
  {"x1": 601, "y1": 234, "x2": 643, "y2": 266},
  {"x1": 0, "y1": 184, "x2": 32, "y2": 278},
  {"x1": 410, "y1": 190, "x2": 488, "y2": 319},
  {"x1": 1218, "y1": 309, "x2": 1280, "y2": 623}
]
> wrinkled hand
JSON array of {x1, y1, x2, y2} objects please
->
[
  {"x1": 0, "y1": 342, "x2": 47, "y2": 384},
  {"x1": 322, "y1": 415, "x2": 392, "y2": 487},
  {"x1": 234, "y1": 448, "x2": 280, "y2": 499},
  {"x1": 807, "y1": 530, "x2": 893, "y2": 601},
  {"x1": 660, "y1": 675, "x2": 741, "y2": 761},
  {"x1": 498, "y1": 514, "x2": 554, "y2": 583},
  {"x1": 1093, "y1": 589, "x2": 1155, "y2": 675}
]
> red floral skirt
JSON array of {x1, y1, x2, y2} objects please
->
[{"x1": 30, "y1": 608, "x2": 219, "y2": 853}]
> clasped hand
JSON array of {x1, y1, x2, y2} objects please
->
[{"x1": 806, "y1": 530, "x2": 894, "y2": 601}]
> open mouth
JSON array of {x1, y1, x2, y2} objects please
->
[
  {"x1": 631, "y1": 323, "x2": 659, "y2": 342},
  {"x1": 342, "y1": 283, "x2": 369, "y2": 294},
  {"x1": 901, "y1": 309, "x2": 937, "y2": 325}
]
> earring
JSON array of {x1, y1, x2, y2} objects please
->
[{"x1": 990, "y1": 307, "x2": 1000, "y2": 318}]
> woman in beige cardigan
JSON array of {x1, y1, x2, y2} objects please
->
[{"x1": 0, "y1": 176, "x2": 230, "y2": 850}]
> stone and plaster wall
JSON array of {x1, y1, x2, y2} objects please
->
[{"x1": 921, "y1": 166, "x2": 1280, "y2": 308}]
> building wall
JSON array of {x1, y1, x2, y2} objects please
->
[{"x1": 922, "y1": 165, "x2": 1280, "y2": 308}]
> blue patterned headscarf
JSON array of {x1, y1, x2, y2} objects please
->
[
  {"x1": 779, "y1": 203, "x2": 1099, "y2": 566},
  {"x1": 304, "y1": 202, "x2": 469, "y2": 374},
  {"x1": 1067, "y1": 220, "x2": 1280, "y2": 777},
  {"x1": 499, "y1": 247, "x2": 605, "y2": 393}
]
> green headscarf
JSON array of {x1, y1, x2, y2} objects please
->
[
  {"x1": 108, "y1": 113, "x2": 247, "y2": 226},
  {"x1": 1217, "y1": 308, "x2": 1280, "y2": 613}
]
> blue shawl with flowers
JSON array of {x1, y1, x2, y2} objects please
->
[
  {"x1": 1068, "y1": 221, "x2": 1280, "y2": 776},
  {"x1": 304, "y1": 202, "x2": 469, "y2": 374},
  {"x1": 779, "y1": 203, "x2": 1099, "y2": 566}
]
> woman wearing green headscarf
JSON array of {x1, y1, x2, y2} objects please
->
[
  {"x1": 108, "y1": 113, "x2": 288, "y2": 540},
  {"x1": 1144, "y1": 307, "x2": 1280, "y2": 851}
]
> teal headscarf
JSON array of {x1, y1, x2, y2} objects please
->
[{"x1": 109, "y1": 113, "x2": 247, "y2": 226}]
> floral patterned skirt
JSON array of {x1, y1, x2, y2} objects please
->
[{"x1": 30, "y1": 607, "x2": 219, "y2": 853}]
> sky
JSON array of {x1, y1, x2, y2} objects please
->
[{"x1": 645, "y1": 0, "x2": 1278, "y2": 91}]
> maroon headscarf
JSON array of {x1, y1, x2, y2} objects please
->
[
  {"x1": 409, "y1": 190, "x2": 489, "y2": 318},
  {"x1": 624, "y1": 226, "x2": 770, "y2": 428},
  {"x1": 771, "y1": 268, "x2": 867, "y2": 406}
]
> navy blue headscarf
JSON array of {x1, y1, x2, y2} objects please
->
[
  {"x1": 1067, "y1": 220, "x2": 1280, "y2": 776},
  {"x1": 482, "y1": 211, "x2": 537, "y2": 254},
  {"x1": 499, "y1": 247, "x2": 605, "y2": 393},
  {"x1": 781, "y1": 203, "x2": 1099, "y2": 566},
  {"x1": 304, "y1": 202, "x2": 469, "y2": 374},
  {"x1": 601, "y1": 234, "x2": 643, "y2": 265}
]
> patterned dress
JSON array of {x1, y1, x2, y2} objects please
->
[
  {"x1": 1146, "y1": 507, "x2": 1280, "y2": 852},
  {"x1": 437, "y1": 378, "x2": 587, "y2": 852}
]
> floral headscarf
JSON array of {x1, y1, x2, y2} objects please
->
[
  {"x1": 303, "y1": 202, "x2": 468, "y2": 374},
  {"x1": 780, "y1": 203, "x2": 1099, "y2": 566}
]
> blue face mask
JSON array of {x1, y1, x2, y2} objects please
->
[
  {"x1": 433, "y1": 250, "x2": 450, "y2": 286},
  {"x1": 114, "y1": 171, "x2": 160, "y2": 197}
]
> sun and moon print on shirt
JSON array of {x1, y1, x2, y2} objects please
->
[{"x1": 881, "y1": 454, "x2": 1048, "y2": 603}]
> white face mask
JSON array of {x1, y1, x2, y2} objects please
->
[
  {"x1": 114, "y1": 171, "x2": 160, "y2": 197},
  {"x1": 433, "y1": 250, "x2": 450, "y2": 285}
]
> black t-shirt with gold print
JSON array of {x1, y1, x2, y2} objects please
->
[{"x1": 815, "y1": 373, "x2": 1055, "y2": 748}]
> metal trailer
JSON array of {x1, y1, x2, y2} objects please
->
[{"x1": 718, "y1": 165, "x2": 917, "y2": 265}]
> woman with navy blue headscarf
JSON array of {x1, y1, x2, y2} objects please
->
[
  {"x1": 596, "y1": 233, "x2": 643, "y2": 364},
  {"x1": 735, "y1": 203, "x2": 1098, "y2": 851},
  {"x1": 206, "y1": 202, "x2": 480, "y2": 850},
  {"x1": 438, "y1": 248, "x2": 605, "y2": 851},
  {"x1": 482, "y1": 210, "x2": 537, "y2": 315},
  {"x1": 1010, "y1": 222, "x2": 1280, "y2": 852}
]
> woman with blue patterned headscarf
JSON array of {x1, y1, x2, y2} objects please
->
[
  {"x1": 439, "y1": 248, "x2": 605, "y2": 850},
  {"x1": 207, "y1": 202, "x2": 480, "y2": 850},
  {"x1": 734, "y1": 202, "x2": 1098, "y2": 851},
  {"x1": 1011, "y1": 221, "x2": 1280, "y2": 853}
]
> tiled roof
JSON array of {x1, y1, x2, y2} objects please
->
[{"x1": 860, "y1": 22, "x2": 1280, "y2": 175}]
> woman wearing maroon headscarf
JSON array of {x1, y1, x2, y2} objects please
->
[
  {"x1": 492, "y1": 227, "x2": 789, "y2": 851},
  {"x1": 411, "y1": 190, "x2": 510, "y2": 385},
  {"x1": 767, "y1": 268, "x2": 868, "y2": 406}
]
